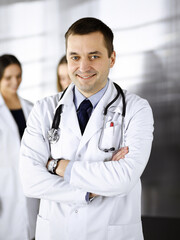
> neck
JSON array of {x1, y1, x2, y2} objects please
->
[
  {"x1": 78, "y1": 83, "x2": 108, "y2": 98},
  {"x1": 1, "y1": 91, "x2": 21, "y2": 110},
  {"x1": 1, "y1": 91, "x2": 18, "y2": 100}
]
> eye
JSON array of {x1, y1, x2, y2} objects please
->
[
  {"x1": 71, "y1": 56, "x2": 79, "y2": 61},
  {"x1": 17, "y1": 74, "x2": 22, "y2": 79},
  {"x1": 90, "y1": 55, "x2": 99, "y2": 60},
  {"x1": 5, "y1": 76, "x2": 11, "y2": 81}
]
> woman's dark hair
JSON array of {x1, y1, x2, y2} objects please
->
[
  {"x1": 57, "y1": 55, "x2": 67, "y2": 92},
  {"x1": 0, "y1": 54, "x2": 22, "y2": 81},
  {"x1": 65, "y1": 17, "x2": 114, "y2": 57}
]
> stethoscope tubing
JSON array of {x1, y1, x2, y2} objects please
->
[
  {"x1": 48, "y1": 82, "x2": 126, "y2": 151},
  {"x1": 51, "y1": 88, "x2": 67, "y2": 130},
  {"x1": 98, "y1": 83, "x2": 126, "y2": 152}
]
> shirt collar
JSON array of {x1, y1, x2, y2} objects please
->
[{"x1": 73, "y1": 80, "x2": 109, "y2": 110}]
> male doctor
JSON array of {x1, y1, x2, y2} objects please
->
[{"x1": 20, "y1": 17, "x2": 154, "y2": 240}]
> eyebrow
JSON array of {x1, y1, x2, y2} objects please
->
[
  {"x1": 69, "y1": 52, "x2": 78, "y2": 56},
  {"x1": 89, "y1": 51, "x2": 102, "y2": 55},
  {"x1": 69, "y1": 51, "x2": 102, "y2": 56}
]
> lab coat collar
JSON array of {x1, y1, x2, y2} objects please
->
[
  {"x1": 55, "y1": 81, "x2": 124, "y2": 145},
  {"x1": 0, "y1": 93, "x2": 19, "y2": 135},
  {"x1": 54, "y1": 83, "x2": 75, "y2": 112}
]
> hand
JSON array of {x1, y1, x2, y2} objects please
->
[
  {"x1": 89, "y1": 193, "x2": 98, "y2": 198},
  {"x1": 46, "y1": 159, "x2": 70, "y2": 177},
  {"x1": 111, "y1": 146, "x2": 129, "y2": 161},
  {"x1": 55, "y1": 159, "x2": 70, "y2": 177}
]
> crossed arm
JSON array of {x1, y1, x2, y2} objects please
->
[
  {"x1": 50, "y1": 146, "x2": 129, "y2": 177},
  {"x1": 47, "y1": 146, "x2": 129, "y2": 198},
  {"x1": 20, "y1": 97, "x2": 153, "y2": 202}
]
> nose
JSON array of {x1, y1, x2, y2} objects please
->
[{"x1": 79, "y1": 59, "x2": 91, "y2": 72}]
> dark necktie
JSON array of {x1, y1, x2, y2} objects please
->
[{"x1": 77, "y1": 99, "x2": 93, "y2": 134}]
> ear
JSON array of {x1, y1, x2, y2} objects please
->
[{"x1": 110, "y1": 51, "x2": 116, "y2": 68}]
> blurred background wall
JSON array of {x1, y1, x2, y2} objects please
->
[{"x1": 0, "y1": 0, "x2": 180, "y2": 238}]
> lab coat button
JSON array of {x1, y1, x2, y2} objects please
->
[
  {"x1": 75, "y1": 209, "x2": 78, "y2": 213},
  {"x1": 78, "y1": 154, "x2": 81, "y2": 158}
]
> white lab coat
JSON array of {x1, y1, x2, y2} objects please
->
[
  {"x1": 20, "y1": 81, "x2": 154, "y2": 240},
  {"x1": 0, "y1": 94, "x2": 39, "y2": 240}
]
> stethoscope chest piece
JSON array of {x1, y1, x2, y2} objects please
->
[
  {"x1": 47, "y1": 88, "x2": 67, "y2": 144},
  {"x1": 47, "y1": 82, "x2": 126, "y2": 150},
  {"x1": 47, "y1": 128, "x2": 59, "y2": 144}
]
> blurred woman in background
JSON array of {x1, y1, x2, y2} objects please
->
[
  {"x1": 0, "y1": 54, "x2": 39, "y2": 240},
  {"x1": 57, "y1": 55, "x2": 71, "y2": 92}
]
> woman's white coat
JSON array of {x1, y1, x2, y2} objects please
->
[
  {"x1": 20, "y1": 81, "x2": 154, "y2": 240},
  {"x1": 0, "y1": 94, "x2": 39, "y2": 240}
]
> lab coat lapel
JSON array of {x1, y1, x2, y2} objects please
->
[
  {"x1": 19, "y1": 97, "x2": 30, "y2": 120},
  {"x1": 61, "y1": 104, "x2": 82, "y2": 140},
  {"x1": 58, "y1": 84, "x2": 82, "y2": 140},
  {"x1": 0, "y1": 94, "x2": 19, "y2": 134},
  {"x1": 55, "y1": 81, "x2": 123, "y2": 147}
]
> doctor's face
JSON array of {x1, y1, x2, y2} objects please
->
[
  {"x1": 0, "y1": 64, "x2": 22, "y2": 95},
  {"x1": 66, "y1": 31, "x2": 116, "y2": 97}
]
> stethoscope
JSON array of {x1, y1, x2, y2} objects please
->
[{"x1": 47, "y1": 82, "x2": 126, "y2": 153}]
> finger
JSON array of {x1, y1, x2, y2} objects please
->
[
  {"x1": 112, "y1": 152, "x2": 123, "y2": 161},
  {"x1": 112, "y1": 152, "x2": 125, "y2": 161},
  {"x1": 112, "y1": 154, "x2": 125, "y2": 161},
  {"x1": 112, "y1": 146, "x2": 129, "y2": 161},
  {"x1": 114, "y1": 149, "x2": 126, "y2": 158}
]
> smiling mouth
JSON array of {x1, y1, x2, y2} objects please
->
[{"x1": 76, "y1": 74, "x2": 96, "y2": 79}]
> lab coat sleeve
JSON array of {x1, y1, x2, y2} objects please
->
[
  {"x1": 19, "y1": 100, "x2": 87, "y2": 204},
  {"x1": 68, "y1": 98, "x2": 154, "y2": 197}
]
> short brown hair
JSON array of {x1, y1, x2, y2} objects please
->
[{"x1": 65, "y1": 17, "x2": 114, "y2": 57}]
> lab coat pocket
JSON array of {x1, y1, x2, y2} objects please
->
[
  {"x1": 36, "y1": 214, "x2": 50, "y2": 240},
  {"x1": 101, "y1": 123, "x2": 122, "y2": 150},
  {"x1": 108, "y1": 222, "x2": 143, "y2": 240}
]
